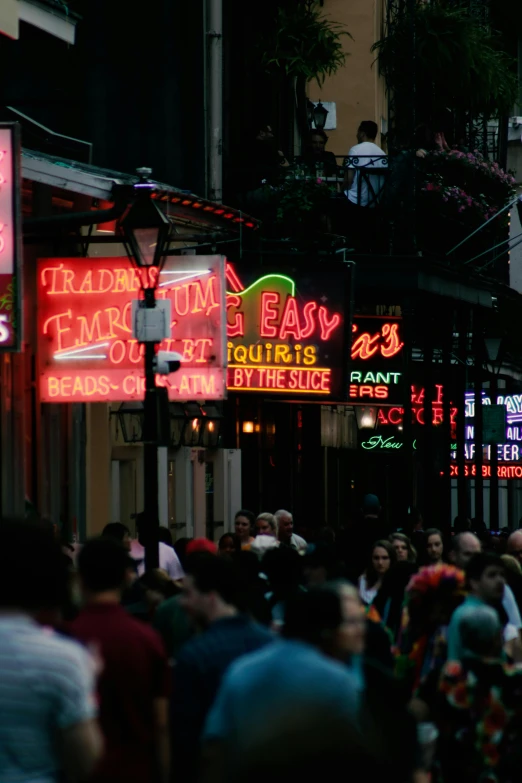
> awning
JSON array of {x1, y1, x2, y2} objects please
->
[
  {"x1": 0, "y1": 0, "x2": 78, "y2": 43},
  {"x1": 21, "y1": 147, "x2": 259, "y2": 233}
]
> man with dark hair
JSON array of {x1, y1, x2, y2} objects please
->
[
  {"x1": 171, "y1": 553, "x2": 273, "y2": 782},
  {"x1": 0, "y1": 519, "x2": 102, "y2": 783},
  {"x1": 448, "y1": 534, "x2": 522, "y2": 648},
  {"x1": 202, "y1": 588, "x2": 359, "y2": 777},
  {"x1": 447, "y1": 552, "x2": 509, "y2": 660},
  {"x1": 70, "y1": 537, "x2": 171, "y2": 783},
  {"x1": 299, "y1": 129, "x2": 338, "y2": 175},
  {"x1": 131, "y1": 512, "x2": 184, "y2": 580},
  {"x1": 102, "y1": 522, "x2": 132, "y2": 552},
  {"x1": 344, "y1": 120, "x2": 386, "y2": 208}
]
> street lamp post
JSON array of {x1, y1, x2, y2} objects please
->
[
  {"x1": 120, "y1": 168, "x2": 173, "y2": 571},
  {"x1": 484, "y1": 337, "x2": 503, "y2": 531}
]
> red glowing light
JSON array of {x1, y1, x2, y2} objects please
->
[
  {"x1": 351, "y1": 321, "x2": 403, "y2": 361},
  {"x1": 0, "y1": 125, "x2": 20, "y2": 349},
  {"x1": 214, "y1": 209, "x2": 225, "y2": 215},
  {"x1": 450, "y1": 463, "x2": 522, "y2": 480},
  {"x1": 181, "y1": 200, "x2": 192, "y2": 206},
  {"x1": 376, "y1": 386, "x2": 458, "y2": 427},
  {"x1": 225, "y1": 263, "x2": 244, "y2": 294},
  {"x1": 260, "y1": 292, "x2": 280, "y2": 338}
]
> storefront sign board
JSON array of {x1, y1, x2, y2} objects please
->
[
  {"x1": 0, "y1": 124, "x2": 21, "y2": 349},
  {"x1": 225, "y1": 263, "x2": 349, "y2": 398},
  {"x1": 38, "y1": 256, "x2": 227, "y2": 402}
]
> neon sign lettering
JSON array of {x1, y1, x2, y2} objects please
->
[
  {"x1": 227, "y1": 282, "x2": 342, "y2": 343},
  {"x1": 349, "y1": 370, "x2": 402, "y2": 401},
  {"x1": 351, "y1": 320, "x2": 403, "y2": 361},
  {"x1": 38, "y1": 256, "x2": 226, "y2": 402},
  {"x1": 450, "y1": 463, "x2": 522, "y2": 480},
  {"x1": 375, "y1": 386, "x2": 458, "y2": 426},
  {"x1": 43, "y1": 371, "x2": 219, "y2": 401},
  {"x1": 225, "y1": 264, "x2": 345, "y2": 396},
  {"x1": 465, "y1": 424, "x2": 522, "y2": 443},
  {"x1": 228, "y1": 342, "x2": 316, "y2": 366},
  {"x1": 230, "y1": 367, "x2": 331, "y2": 394},
  {"x1": 451, "y1": 442, "x2": 522, "y2": 462},
  {"x1": 361, "y1": 435, "x2": 417, "y2": 451}
]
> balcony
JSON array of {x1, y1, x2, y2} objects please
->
[{"x1": 226, "y1": 148, "x2": 515, "y2": 284}]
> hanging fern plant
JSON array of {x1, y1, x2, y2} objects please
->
[
  {"x1": 372, "y1": 2, "x2": 518, "y2": 119},
  {"x1": 259, "y1": 2, "x2": 351, "y2": 85}
]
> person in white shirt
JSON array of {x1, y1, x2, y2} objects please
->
[
  {"x1": 131, "y1": 513, "x2": 185, "y2": 580},
  {"x1": 275, "y1": 509, "x2": 307, "y2": 553},
  {"x1": 343, "y1": 121, "x2": 387, "y2": 207},
  {"x1": 0, "y1": 519, "x2": 102, "y2": 783}
]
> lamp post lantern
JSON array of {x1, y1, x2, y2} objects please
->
[
  {"x1": 313, "y1": 101, "x2": 329, "y2": 131},
  {"x1": 354, "y1": 406, "x2": 378, "y2": 431},
  {"x1": 119, "y1": 168, "x2": 173, "y2": 570}
]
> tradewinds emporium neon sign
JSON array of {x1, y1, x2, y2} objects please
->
[
  {"x1": 225, "y1": 263, "x2": 347, "y2": 396},
  {"x1": 38, "y1": 256, "x2": 227, "y2": 402}
]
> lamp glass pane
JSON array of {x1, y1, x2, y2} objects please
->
[
  {"x1": 313, "y1": 104, "x2": 328, "y2": 130},
  {"x1": 132, "y1": 226, "x2": 160, "y2": 267}
]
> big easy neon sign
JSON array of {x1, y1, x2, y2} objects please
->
[
  {"x1": 38, "y1": 256, "x2": 226, "y2": 402},
  {"x1": 225, "y1": 263, "x2": 347, "y2": 396}
]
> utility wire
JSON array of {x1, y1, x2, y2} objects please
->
[
  {"x1": 462, "y1": 231, "x2": 522, "y2": 266},
  {"x1": 446, "y1": 197, "x2": 518, "y2": 257}
]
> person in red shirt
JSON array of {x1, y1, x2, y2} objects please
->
[{"x1": 70, "y1": 538, "x2": 170, "y2": 783}]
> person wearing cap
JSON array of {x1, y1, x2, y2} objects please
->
[{"x1": 186, "y1": 538, "x2": 218, "y2": 556}]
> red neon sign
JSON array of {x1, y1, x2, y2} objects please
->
[
  {"x1": 375, "y1": 385, "x2": 457, "y2": 426},
  {"x1": 450, "y1": 463, "x2": 522, "y2": 480},
  {"x1": 0, "y1": 125, "x2": 20, "y2": 349},
  {"x1": 351, "y1": 319, "x2": 403, "y2": 361},
  {"x1": 38, "y1": 257, "x2": 226, "y2": 402},
  {"x1": 225, "y1": 265, "x2": 345, "y2": 396}
]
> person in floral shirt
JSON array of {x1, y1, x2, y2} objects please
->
[
  {"x1": 436, "y1": 604, "x2": 522, "y2": 783},
  {"x1": 396, "y1": 564, "x2": 466, "y2": 694}
]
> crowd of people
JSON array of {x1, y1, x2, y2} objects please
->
[{"x1": 2, "y1": 498, "x2": 522, "y2": 783}]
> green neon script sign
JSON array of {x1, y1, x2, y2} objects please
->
[{"x1": 361, "y1": 435, "x2": 417, "y2": 451}]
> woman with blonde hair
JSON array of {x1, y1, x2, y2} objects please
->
[{"x1": 255, "y1": 512, "x2": 278, "y2": 538}]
